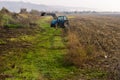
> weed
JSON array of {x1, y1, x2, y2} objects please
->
[{"x1": 0, "y1": 39, "x2": 6, "y2": 45}]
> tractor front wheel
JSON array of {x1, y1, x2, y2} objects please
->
[{"x1": 50, "y1": 24, "x2": 55, "y2": 27}]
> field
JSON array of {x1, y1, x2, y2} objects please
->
[
  {"x1": 68, "y1": 14, "x2": 120, "y2": 79},
  {"x1": 0, "y1": 11, "x2": 120, "y2": 80}
]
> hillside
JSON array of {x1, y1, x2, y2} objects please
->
[{"x1": 0, "y1": 1, "x2": 94, "y2": 12}]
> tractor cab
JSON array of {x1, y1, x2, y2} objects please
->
[{"x1": 57, "y1": 16, "x2": 68, "y2": 21}]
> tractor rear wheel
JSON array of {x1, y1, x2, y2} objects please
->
[
  {"x1": 64, "y1": 22, "x2": 69, "y2": 29},
  {"x1": 64, "y1": 22, "x2": 69, "y2": 32}
]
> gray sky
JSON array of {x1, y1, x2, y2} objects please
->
[{"x1": 1, "y1": 0, "x2": 120, "y2": 11}]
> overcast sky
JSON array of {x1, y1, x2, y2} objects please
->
[{"x1": 1, "y1": 0, "x2": 120, "y2": 11}]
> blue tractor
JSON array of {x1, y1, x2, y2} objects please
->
[
  {"x1": 51, "y1": 16, "x2": 69, "y2": 28},
  {"x1": 41, "y1": 12, "x2": 69, "y2": 28}
]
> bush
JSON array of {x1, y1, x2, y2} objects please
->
[
  {"x1": 1, "y1": 14, "x2": 12, "y2": 23},
  {"x1": 65, "y1": 48, "x2": 87, "y2": 66},
  {"x1": 0, "y1": 13, "x2": 15, "y2": 28}
]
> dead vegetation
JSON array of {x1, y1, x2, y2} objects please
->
[
  {"x1": 64, "y1": 30, "x2": 97, "y2": 68},
  {"x1": 0, "y1": 7, "x2": 39, "y2": 30}
]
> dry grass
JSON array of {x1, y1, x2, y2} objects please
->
[{"x1": 64, "y1": 29, "x2": 97, "y2": 67}]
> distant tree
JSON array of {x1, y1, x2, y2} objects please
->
[{"x1": 20, "y1": 8, "x2": 28, "y2": 14}]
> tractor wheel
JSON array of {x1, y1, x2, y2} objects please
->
[
  {"x1": 64, "y1": 22, "x2": 69, "y2": 29},
  {"x1": 64, "y1": 22, "x2": 70, "y2": 33},
  {"x1": 50, "y1": 24, "x2": 55, "y2": 27}
]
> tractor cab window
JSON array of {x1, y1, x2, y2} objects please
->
[
  {"x1": 63, "y1": 16, "x2": 67, "y2": 20},
  {"x1": 58, "y1": 16, "x2": 63, "y2": 20},
  {"x1": 58, "y1": 16, "x2": 68, "y2": 21}
]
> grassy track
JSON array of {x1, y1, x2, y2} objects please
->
[
  {"x1": 0, "y1": 16, "x2": 107, "y2": 80},
  {"x1": 31, "y1": 17, "x2": 76, "y2": 80}
]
